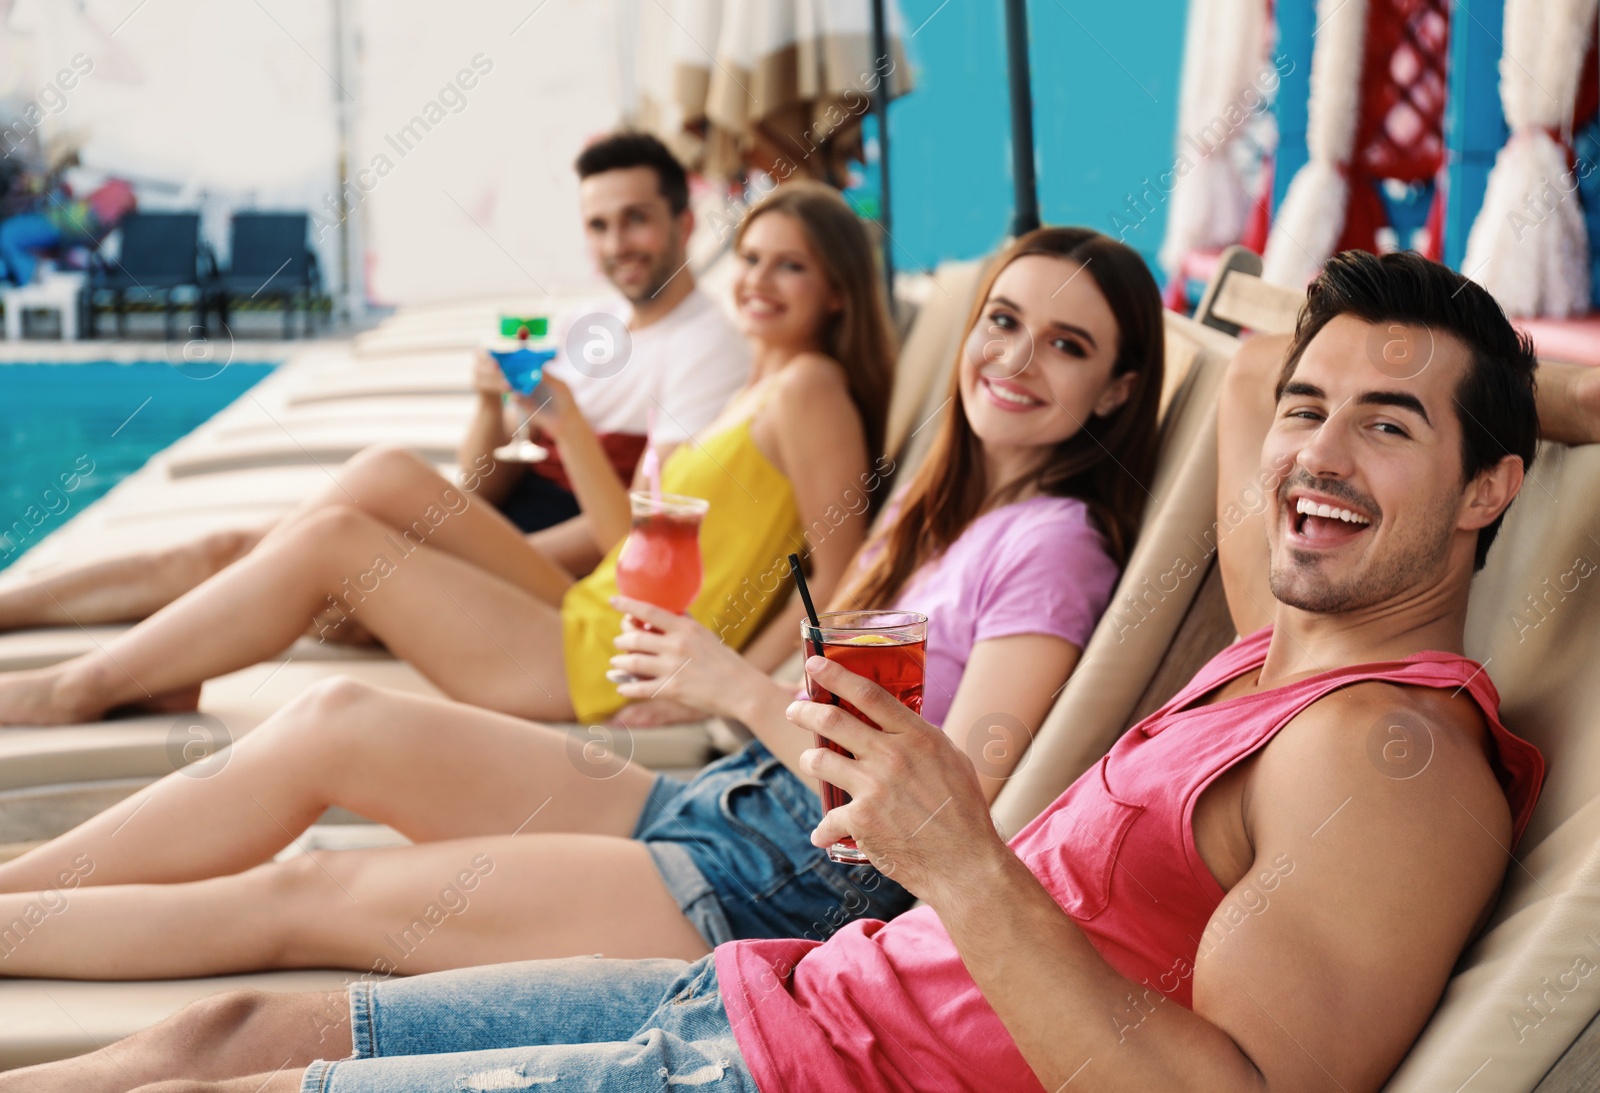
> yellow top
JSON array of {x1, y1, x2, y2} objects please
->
[{"x1": 562, "y1": 392, "x2": 804, "y2": 723}]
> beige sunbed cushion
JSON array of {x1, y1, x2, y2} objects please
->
[
  {"x1": 162, "y1": 420, "x2": 466, "y2": 477},
  {"x1": 0, "y1": 629, "x2": 394, "y2": 673},
  {"x1": 1384, "y1": 439, "x2": 1600, "y2": 1091},
  {"x1": 883, "y1": 259, "x2": 988, "y2": 486},
  {"x1": 285, "y1": 354, "x2": 476, "y2": 405}
]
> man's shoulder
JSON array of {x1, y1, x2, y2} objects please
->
[
  {"x1": 660, "y1": 287, "x2": 736, "y2": 335},
  {"x1": 1258, "y1": 678, "x2": 1511, "y2": 841},
  {"x1": 656, "y1": 289, "x2": 747, "y2": 365}
]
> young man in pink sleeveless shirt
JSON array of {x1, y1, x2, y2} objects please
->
[{"x1": 13, "y1": 252, "x2": 1600, "y2": 1093}]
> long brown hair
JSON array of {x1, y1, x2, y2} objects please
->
[
  {"x1": 839, "y1": 227, "x2": 1164, "y2": 610},
  {"x1": 734, "y1": 181, "x2": 895, "y2": 473}
]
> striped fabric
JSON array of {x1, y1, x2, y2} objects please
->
[{"x1": 633, "y1": 0, "x2": 915, "y2": 184}]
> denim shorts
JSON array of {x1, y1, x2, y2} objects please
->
[
  {"x1": 301, "y1": 954, "x2": 757, "y2": 1092},
  {"x1": 633, "y1": 739, "x2": 913, "y2": 947}
]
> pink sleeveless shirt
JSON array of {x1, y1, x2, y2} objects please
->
[{"x1": 717, "y1": 626, "x2": 1545, "y2": 1093}]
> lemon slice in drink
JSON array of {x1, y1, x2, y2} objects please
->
[{"x1": 844, "y1": 633, "x2": 898, "y2": 645}]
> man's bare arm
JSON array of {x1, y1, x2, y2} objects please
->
[
  {"x1": 527, "y1": 515, "x2": 603, "y2": 576},
  {"x1": 459, "y1": 352, "x2": 524, "y2": 507},
  {"x1": 1215, "y1": 334, "x2": 1292, "y2": 640},
  {"x1": 794, "y1": 660, "x2": 1511, "y2": 1092},
  {"x1": 1532, "y1": 359, "x2": 1600, "y2": 446},
  {"x1": 1189, "y1": 682, "x2": 1511, "y2": 1091}
]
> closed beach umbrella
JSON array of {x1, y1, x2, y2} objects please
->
[{"x1": 634, "y1": 0, "x2": 914, "y2": 186}]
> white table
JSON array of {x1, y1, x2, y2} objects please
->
[{"x1": 1, "y1": 269, "x2": 85, "y2": 340}]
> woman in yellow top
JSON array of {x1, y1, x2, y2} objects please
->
[{"x1": 0, "y1": 182, "x2": 895, "y2": 727}]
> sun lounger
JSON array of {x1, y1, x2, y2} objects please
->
[{"x1": 284, "y1": 353, "x2": 476, "y2": 405}]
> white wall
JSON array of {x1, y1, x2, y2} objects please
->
[
  {"x1": 351, "y1": 0, "x2": 622, "y2": 306},
  {"x1": 0, "y1": 0, "x2": 623, "y2": 310}
]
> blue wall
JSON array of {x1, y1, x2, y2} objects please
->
[
  {"x1": 885, "y1": 3, "x2": 1014, "y2": 271},
  {"x1": 887, "y1": 0, "x2": 1189, "y2": 276},
  {"x1": 1027, "y1": 0, "x2": 1187, "y2": 271}
]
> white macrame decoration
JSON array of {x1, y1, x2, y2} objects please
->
[
  {"x1": 1158, "y1": 0, "x2": 1269, "y2": 276},
  {"x1": 1461, "y1": 0, "x2": 1598, "y2": 318},
  {"x1": 1261, "y1": 0, "x2": 1369, "y2": 287}
]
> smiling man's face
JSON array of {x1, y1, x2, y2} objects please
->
[{"x1": 1261, "y1": 314, "x2": 1483, "y2": 614}]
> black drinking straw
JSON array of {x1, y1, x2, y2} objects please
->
[
  {"x1": 788, "y1": 552, "x2": 821, "y2": 632},
  {"x1": 789, "y1": 553, "x2": 832, "y2": 700}
]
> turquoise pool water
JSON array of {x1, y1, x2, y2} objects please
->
[{"x1": 0, "y1": 361, "x2": 276, "y2": 570}]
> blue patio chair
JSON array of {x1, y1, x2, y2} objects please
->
[
  {"x1": 215, "y1": 212, "x2": 322, "y2": 338},
  {"x1": 85, "y1": 212, "x2": 212, "y2": 341}
]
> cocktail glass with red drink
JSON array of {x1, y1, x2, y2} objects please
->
[
  {"x1": 801, "y1": 609, "x2": 928, "y2": 865},
  {"x1": 609, "y1": 492, "x2": 711, "y2": 684}
]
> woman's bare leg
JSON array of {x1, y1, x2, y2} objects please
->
[
  {"x1": 0, "y1": 989, "x2": 344, "y2": 1093},
  {"x1": 0, "y1": 833, "x2": 708, "y2": 979},
  {"x1": 0, "y1": 678, "x2": 654, "y2": 892},
  {"x1": 0, "y1": 443, "x2": 572, "y2": 635},
  {"x1": 262, "y1": 445, "x2": 575, "y2": 604},
  {"x1": 0, "y1": 527, "x2": 264, "y2": 631},
  {"x1": 0, "y1": 506, "x2": 579, "y2": 724}
]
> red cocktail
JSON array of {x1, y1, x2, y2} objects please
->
[
  {"x1": 802, "y1": 610, "x2": 928, "y2": 865},
  {"x1": 615, "y1": 492, "x2": 709, "y2": 614}
]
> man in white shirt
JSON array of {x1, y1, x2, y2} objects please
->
[
  {"x1": 0, "y1": 135, "x2": 747, "y2": 635},
  {"x1": 465, "y1": 133, "x2": 749, "y2": 550}
]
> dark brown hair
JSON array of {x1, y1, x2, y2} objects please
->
[
  {"x1": 839, "y1": 227, "x2": 1164, "y2": 609},
  {"x1": 574, "y1": 132, "x2": 690, "y2": 215},
  {"x1": 735, "y1": 181, "x2": 896, "y2": 472},
  {"x1": 1277, "y1": 249, "x2": 1539, "y2": 571}
]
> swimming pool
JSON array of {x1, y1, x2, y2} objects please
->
[{"x1": 0, "y1": 360, "x2": 276, "y2": 571}]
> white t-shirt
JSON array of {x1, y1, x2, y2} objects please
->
[{"x1": 547, "y1": 287, "x2": 749, "y2": 445}]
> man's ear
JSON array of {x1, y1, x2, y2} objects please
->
[
  {"x1": 678, "y1": 207, "x2": 696, "y2": 241},
  {"x1": 1459, "y1": 453, "x2": 1525, "y2": 532},
  {"x1": 1092, "y1": 371, "x2": 1139, "y2": 418}
]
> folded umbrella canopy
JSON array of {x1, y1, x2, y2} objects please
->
[{"x1": 634, "y1": 0, "x2": 915, "y2": 186}]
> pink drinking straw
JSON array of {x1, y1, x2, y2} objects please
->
[{"x1": 642, "y1": 406, "x2": 662, "y2": 504}]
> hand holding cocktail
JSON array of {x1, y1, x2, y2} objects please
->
[
  {"x1": 789, "y1": 651, "x2": 999, "y2": 902},
  {"x1": 605, "y1": 491, "x2": 710, "y2": 686},
  {"x1": 800, "y1": 609, "x2": 928, "y2": 864},
  {"x1": 607, "y1": 595, "x2": 757, "y2": 723},
  {"x1": 486, "y1": 314, "x2": 557, "y2": 463},
  {"x1": 786, "y1": 554, "x2": 933, "y2": 865}
]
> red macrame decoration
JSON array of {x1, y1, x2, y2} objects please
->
[{"x1": 1339, "y1": 0, "x2": 1451, "y2": 259}]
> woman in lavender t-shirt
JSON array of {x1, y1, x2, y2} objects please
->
[
  {"x1": 609, "y1": 226, "x2": 1163, "y2": 932},
  {"x1": 0, "y1": 229, "x2": 1164, "y2": 985}
]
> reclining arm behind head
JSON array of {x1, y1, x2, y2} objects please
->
[{"x1": 1215, "y1": 334, "x2": 1292, "y2": 638}]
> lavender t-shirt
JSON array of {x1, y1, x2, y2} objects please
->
[{"x1": 893, "y1": 495, "x2": 1120, "y2": 728}]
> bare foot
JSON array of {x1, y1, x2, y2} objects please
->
[{"x1": 0, "y1": 667, "x2": 93, "y2": 726}]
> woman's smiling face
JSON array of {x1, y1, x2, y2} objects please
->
[
  {"x1": 731, "y1": 211, "x2": 839, "y2": 349},
  {"x1": 957, "y1": 254, "x2": 1132, "y2": 454}
]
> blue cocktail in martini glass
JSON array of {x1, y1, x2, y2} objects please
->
[{"x1": 490, "y1": 316, "x2": 558, "y2": 463}]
